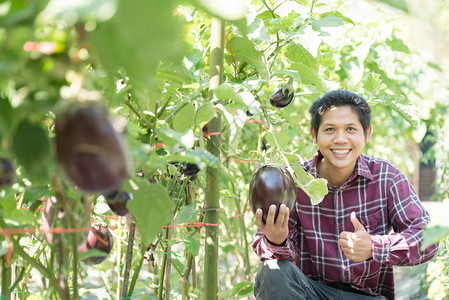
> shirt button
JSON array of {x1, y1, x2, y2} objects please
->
[
  {"x1": 337, "y1": 218, "x2": 343, "y2": 223},
  {"x1": 344, "y1": 270, "x2": 349, "y2": 276}
]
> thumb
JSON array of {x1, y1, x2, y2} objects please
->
[{"x1": 350, "y1": 211, "x2": 365, "y2": 232}]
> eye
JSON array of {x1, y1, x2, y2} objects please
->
[
  {"x1": 324, "y1": 127, "x2": 334, "y2": 132},
  {"x1": 347, "y1": 127, "x2": 356, "y2": 131}
]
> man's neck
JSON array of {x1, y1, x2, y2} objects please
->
[{"x1": 317, "y1": 159, "x2": 355, "y2": 188}]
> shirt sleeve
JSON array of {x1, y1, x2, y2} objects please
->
[
  {"x1": 252, "y1": 206, "x2": 300, "y2": 262},
  {"x1": 370, "y1": 170, "x2": 439, "y2": 266}
]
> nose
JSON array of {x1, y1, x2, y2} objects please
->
[{"x1": 333, "y1": 130, "x2": 348, "y2": 143}]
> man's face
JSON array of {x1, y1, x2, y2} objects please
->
[{"x1": 311, "y1": 105, "x2": 372, "y2": 177}]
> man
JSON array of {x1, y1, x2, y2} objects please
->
[{"x1": 252, "y1": 90, "x2": 439, "y2": 299}]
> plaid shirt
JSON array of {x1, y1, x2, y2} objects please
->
[{"x1": 253, "y1": 152, "x2": 439, "y2": 299}]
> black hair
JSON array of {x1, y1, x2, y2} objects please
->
[{"x1": 309, "y1": 90, "x2": 371, "y2": 136}]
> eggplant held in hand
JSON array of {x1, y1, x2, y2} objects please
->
[
  {"x1": 249, "y1": 165, "x2": 297, "y2": 223},
  {"x1": 55, "y1": 98, "x2": 129, "y2": 193}
]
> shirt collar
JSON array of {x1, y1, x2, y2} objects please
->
[{"x1": 309, "y1": 151, "x2": 374, "y2": 182}]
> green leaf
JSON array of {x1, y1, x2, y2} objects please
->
[
  {"x1": 377, "y1": 0, "x2": 409, "y2": 13},
  {"x1": 292, "y1": 0, "x2": 309, "y2": 6},
  {"x1": 11, "y1": 120, "x2": 51, "y2": 181},
  {"x1": 214, "y1": 84, "x2": 243, "y2": 102},
  {"x1": 175, "y1": 204, "x2": 199, "y2": 224},
  {"x1": 421, "y1": 225, "x2": 449, "y2": 251},
  {"x1": 285, "y1": 43, "x2": 319, "y2": 72},
  {"x1": 362, "y1": 72, "x2": 386, "y2": 94},
  {"x1": 89, "y1": 0, "x2": 183, "y2": 87},
  {"x1": 290, "y1": 63, "x2": 323, "y2": 93},
  {"x1": 312, "y1": 14, "x2": 345, "y2": 29},
  {"x1": 228, "y1": 37, "x2": 270, "y2": 82},
  {"x1": 173, "y1": 104, "x2": 195, "y2": 132},
  {"x1": 216, "y1": 103, "x2": 245, "y2": 156},
  {"x1": 247, "y1": 18, "x2": 270, "y2": 43},
  {"x1": 386, "y1": 36, "x2": 410, "y2": 53},
  {"x1": 0, "y1": 194, "x2": 16, "y2": 217},
  {"x1": 320, "y1": 11, "x2": 355, "y2": 26},
  {"x1": 382, "y1": 95, "x2": 419, "y2": 129},
  {"x1": 265, "y1": 131, "x2": 290, "y2": 149},
  {"x1": 273, "y1": 69, "x2": 302, "y2": 85},
  {"x1": 195, "y1": 103, "x2": 215, "y2": 127},
  {"x1": 184, "y1": 236, "x2": 200, "y2": 256},
  {"x1": 9, "y1": 209, "x2": 36, "y2": 226},
  {"x1": 291, "y1": 164, "x2": 328, "y2": 205},
  {"x1": 126, "y1": 179, "x2": 174, "y2": 247}
]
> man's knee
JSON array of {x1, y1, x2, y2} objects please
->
[
  {"x1": 254, "y1": 260, "x2": 311, "y2": 300},
  {"x1": 256, "y1": 260, "x2": 298, "y2": 283}
]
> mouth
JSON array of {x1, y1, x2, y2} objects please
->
[{"x1": 331, "y1": 149, "x2": 351, "y2": 155}]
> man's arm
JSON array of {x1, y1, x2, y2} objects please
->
[{"x1": 371, "y1": 171, "x2": 438, "y2": 266}]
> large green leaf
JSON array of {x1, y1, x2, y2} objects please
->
[
  {"x1": 175, "y1": 204, "x2": 198, "y2": 224},
  {"x1": 228, "y1": 37, "x2": 270, "y2": 82},
  {"x1": 422, "y1": 225, "x2": 449, "y2": 250},
  {"x1": 362, "y1": 72, "x2": 387, "y2": 95},
  {"x1": 126, "y1": 179, "x2": 174, "y2": 247},
  {"x1": 173, "y1": 104, "x2": 195, "y2": 132},
  {"x1": 89, "y1": 0, "x2": 183, "y2": 87},
  {"x1": 11, "y1": 120, "x2": 51, "y2": 181},
  {"x1": 285, "y1": 43, "x2": 319, "y2": 72},
  {"x1": 195, "y1": 103, "x2": 215, "y2": 127},
  {"x1": 290, "y1": 63, "x2": 323, "y2": 93},
  {"x1": 291, "y1": 164, "x2": 328, "y2": 205}
]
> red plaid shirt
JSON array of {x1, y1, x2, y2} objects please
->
[{"x1": 253, "y1": 152, "x2": 439, "y2": 299}]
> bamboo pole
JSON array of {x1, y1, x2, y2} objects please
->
[{"x1": 203, "y1": 17, "x2": 224, "y2": 300}]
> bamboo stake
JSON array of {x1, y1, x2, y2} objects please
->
[{"x1": 203, "y1": 17, "x2": 224, "y2": 300}]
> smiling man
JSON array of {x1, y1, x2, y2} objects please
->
[{"x1": 252, "y1": 90, "x2": 439, "y2": 300}]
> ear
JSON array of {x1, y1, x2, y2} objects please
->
[
  {"x1": 310, "y1": 127, "x2": 317, "y2": 143},
  {"x1": 365, "y1": 125, "x2": 372, "y2": 143}
]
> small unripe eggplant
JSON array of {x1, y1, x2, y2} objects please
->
[
  {"x1": 270, "y1": 79, "x2": 294, "y2": 108},
  {"x1": 104, "y1": 189, "x2": 132, "y2": 216},
  {"x1": 78, "y1": 222, "x2": 113, "y2": 265},
  {"x1": 0, "y1": 158, "x2": 15, "y2": 187},
  {"x1": 55, "y1": 98, "x2": 129, "y2": 193},
  {"x1": 249, "y1": 165, "x2": 297, "y2": 223}
]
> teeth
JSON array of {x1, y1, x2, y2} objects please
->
[{"x1": 333, "y1": 149, "x2": 350, "y2": 154}]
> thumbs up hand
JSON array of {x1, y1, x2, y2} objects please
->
[{"x1": 338, "y1": 212, "x2": 373, "y2": 262}]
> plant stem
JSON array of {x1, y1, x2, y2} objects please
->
[
  {"x1": 165, "y1": 225, "x2": 173, "y2": 300},
  {"x1": 181, "y1": 252, "x2": 194, "y2": 300},
  {"x1": 157, "y1": 229, "x2": 169, "y2": 300},
  {"x1": 116, "y1": 219, "x2": 123, "y2": 299},
  {"x1": 121, "y1": 221, "x2": 136, "y2": 299},
  {"x1": 1, "y1": 255, "x2": 11, "y2": 299},
  {"x1": 127, "y1": 246, "x2": 145, "y2": 298},
  {"x1": 9, "y1": 237, "x2": 58, "y2": 289}
]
